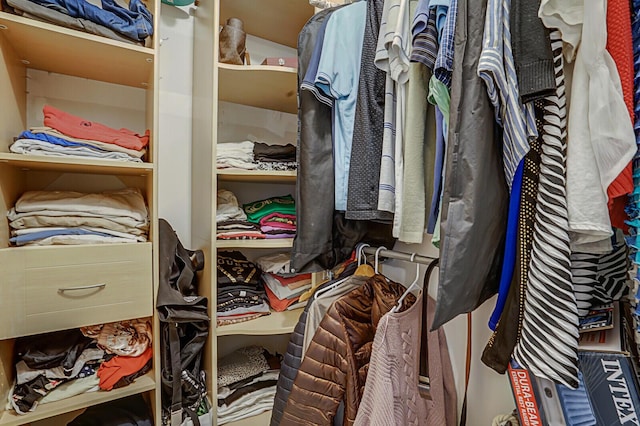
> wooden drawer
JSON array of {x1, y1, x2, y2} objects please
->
[{"x1": 0, "y1": 243, "x2": 153, "y2": 339}]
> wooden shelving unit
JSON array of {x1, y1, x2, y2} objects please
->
[
  {"x1": 216, "y1": 238, "x2": 294, "y2": 249},
  {"x1": 0, "y1": 373, "x2": 155, "y2": 426},
  {"x1": 0, "y1": 2, "x2": 160, "y2": 423},
  {"x1": 217, "y1": 308, "x2": 303, "y2": 336},
  {"x1": 193, "y1": 0, "x2": 314, "y2": 424},
  {"x1": 217, "y1": 169, "x2": 297, "y2": 182},
  {"x1": 0, "y1": 153, "x2": 154, "y2": 175},
  {"x1": 0, "y1": 12, "x2": 154, "y2": 88},
  {"x1": 218, "y1": 64, "x2": 298, "y2": 114}
]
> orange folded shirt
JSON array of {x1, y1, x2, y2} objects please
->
[
  {"x1": 43, "y1": 105, "x2": 150, "y2": 151},
  {"x1": 264, "y1": 284, "x2": 298, "y2": 312},
  {"x1": 97, "y1": 347, "x2": 153, "y2": 391}
]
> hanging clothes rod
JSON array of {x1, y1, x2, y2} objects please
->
[{"x1": 361, "y1": 246, "x2": 438, "y2": 265}]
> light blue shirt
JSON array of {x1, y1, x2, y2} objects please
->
[
  {"x1": 315, "y1": 1, "x2": 367, "y2": 211},
  {"x1": 428, "y1": 0, "x2": 449, "y2": 35}
]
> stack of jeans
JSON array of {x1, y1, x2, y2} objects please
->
[{"x1": 5, "y1": 0, "x2": 153, "y2": 45}]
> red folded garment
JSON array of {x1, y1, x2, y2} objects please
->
[
  {"x1": 605, "y1": 0, "x2": 634, "y2": 231},
  {"x1": 97, "y1": 347, "x2": 153, "y2": 391},
  {"x1": 43, "y1": 105, "x2": 150, "y2": 151},
  {"x1": 264, "y1": 284, "x2": 298, "y2": 312},
  {"x1": 217, "y1": 232, "x2": 266, "y2": 240},
  {"x1": 269, "y1": 273, "x2": 312, "y2": 289},
  {"x1": 259, "y1": 212, "x2": 296, "y2": 227},
  {"x1": 261, "y1": 224, "x2": 297, "y2": 232}
]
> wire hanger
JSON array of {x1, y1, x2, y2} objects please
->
[
  {"x1": 374, "y1": 246, "x2": 386, "y2": 274},
  {"x1": 314, "y1": 244, "x2": 365, "y2": 301},
  {"x1": 391, "y1": 253, "x2": 421, "y2": 313}
]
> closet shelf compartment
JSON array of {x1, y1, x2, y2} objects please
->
[
  {"x1": 0, "y1": 243, "x2": 153, "y2": 340},
  {"x1": 217, "y1": 308, "x2": 303, "y2": 336},
  {"x1": 216, "y1": 169, "x2": 296, "y2": 182},
  {"x1": 0, "y1": 372, "x2": 155, "y2": 426},
  {"x1": 0, "y1": 153, "x2": 154, "y2": 176},
  {"x1": 0, "y1": 12, "x2": 154, "y2": 88},
  {"x1": 218, "y1": 64, "x2": 298, "y2": 114},
  {"x1": 220, "y1": 0, "x2": 313, "y2": 48},
  {"x1": 215, "y1": 238, "x2": 294, "y2": 249},
  {"x1": 223, "y1": 409, "x2": 272, "y2": 426}
]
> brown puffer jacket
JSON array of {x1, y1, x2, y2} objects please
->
[{"x1": 281, "y1": 274, "x2": 415, "y2": 426}]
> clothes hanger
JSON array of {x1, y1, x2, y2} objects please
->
[
  {"x1": 314, "y1": 244, "x2": 365, "y2": 301},
  {"x1": 391, "y1": 253, "x2": 421, "y2": 313},
  {"x1": 315, "y1": 243, "x2": 376, "y2": 300},
  {"x1": 354, "y1": 243, "x2": 375, "y2": 277},
  {"x1": 374, "y1": 246, "x2": 386, "y2": 275}
]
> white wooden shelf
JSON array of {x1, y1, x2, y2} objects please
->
[
  {"x1": 217, "y1": 169, "x2": 296, "y2": 182},
  {"x1": 0, "y1": 373, "x2": 155, "y2": 426},
  {"x1": 220, "y1": 0, "x2": 313, "y2": 48},
  {"x1": 0, "y1": 12, "x2": 154, "y2": 87},
  {"x1": 0, "y1": 153, "x2": 153, "y2": 175},
  {"x1": 223, "y1": 409, "x2": 272, "y2": 426},
  {"x1": 216, "y1": 238, "x2": 294, "y2": 249},
  {"x1": 217, "y1": 309, "x2": 303, "y2": 336},
  {"x1": 218, "y1": 64, "x2": 297, "y2": 114}
]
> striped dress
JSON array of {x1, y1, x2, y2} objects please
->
[{"x1": 512, "y1": 31, "x2": 580, "y2": 389}]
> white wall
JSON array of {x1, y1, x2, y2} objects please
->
[
  {"x1": 156, "y1": 6, "x2": 514, "y2": 424},
  {"x1": 157, "y1": 3, "x2": 196, "y2": 247}
]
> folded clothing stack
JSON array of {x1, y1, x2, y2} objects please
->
[
  {"x1": 216, "y1": 141, "x2": 297, "y2": 171},
  {"x1": 4, "y1": 0, "x2": 153, "y2": 45},
  {"x1": 253, "y1": 142, "x2": 297, "y2": 171},
  {"x1": 216, "y1": 251, "x2": 270, "y2": 326},
  {"x1": 7, "y1": 188, "x2": 149, "y2": 246},
  {"x1": 259, "y1": 212, "x2": 296, "y2": 238},
  {"x1": 254, "y1": 252, "x2": 294, "y2": 276},
  {"x1": 217, "y1": 346, "x2": 281, "y2": 425},
  {"x1": 10, "y1": 105, "x2": 149, "y2": 163},
  {"x1": 216, "y1": 189, "x2": 264, "y2": 240},
  {"x1": 262, "y1": 273, "x2": 312, "y2": 312},
  {"x1": 254, "y1": 252, "x2": 310, "y2": 311},
  {"x1": 9, "y1": 319, "x2": 153, "y2": 415},
  {"x1": 243, "y1": 195, "x2": 296, "y2": 239}
]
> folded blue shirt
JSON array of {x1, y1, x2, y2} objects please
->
[{"x1": 10, "y1": 228, "x2": 117, "y2": 246}]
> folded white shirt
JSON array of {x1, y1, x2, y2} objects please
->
[
  {"x1": 9, "y1": 214, "x2": 148, "y2": 235},
  {"x1": 216, "y1": 189, "x2": 247, "y2": 222},
  {"x1": 10, "y1": 139, "x2": 142, "y2": 162},
  {"x1": 30, "y1": 127, "x2": 146, "y2": 158},
  {"x1": 8, "y1": 209, "x2": 148, "y2": 229},
  {"x1": 12, "y1": 226, "x2": 147, "y2": 242},
  {"x1": 13, "y1": 188, "x2": 148, "y2": 222},
  {"x1": 217, "y1": 386, "x2": 276, "y2": 419}
]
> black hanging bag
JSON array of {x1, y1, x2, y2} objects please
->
[{"x1": 157, "y1": 219, "x2": 210, "y2": 426}]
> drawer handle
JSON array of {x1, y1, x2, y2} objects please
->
[{"x1": 58, "y1": 283, "x2": 107, "y2": 292}]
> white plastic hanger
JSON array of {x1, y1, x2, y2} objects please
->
[
  {"x1": 391, "y1": 253, "x2": 421, "y2": 313},
  {"x1": 314, "y1": 243, "x2": 368, "y2": 301},
  {"x1": 374, "y1": 246, "x2": 387, "y2": 274}
]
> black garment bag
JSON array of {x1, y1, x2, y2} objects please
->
[{"x1": 157, "y1": 219, "x2": 209, "y2": 426}]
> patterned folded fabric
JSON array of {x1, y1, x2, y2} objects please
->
[
  {"x1": 217, "y1": 251, "x2": 261, "y2": 288},
  {"x1": 217, "y1": 346, "x2": 272, "y2": 388}
]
